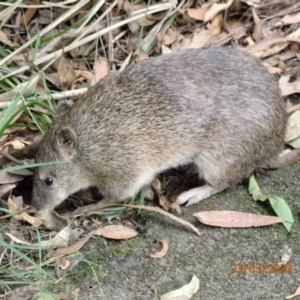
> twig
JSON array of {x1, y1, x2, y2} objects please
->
[
  {"x1": 73, "y1": 203, "x2": 201, "y2": 236},
  {"x1": 0, "y1": 136, "x2": 42, "y2": 165},
  {"x1": 287, "y1": 103, "x2": 300, "y2": 114},
  {"x1": 0, "y1": 150, "x2": 23, "y2": 165}
]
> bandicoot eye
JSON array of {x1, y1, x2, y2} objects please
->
[{"x1": 45, "y1": 177, "x2": 53, "y2": 186}]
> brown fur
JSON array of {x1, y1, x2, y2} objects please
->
[{"x1": 32, "y1": 48, "x2": 287, "y2": 210}]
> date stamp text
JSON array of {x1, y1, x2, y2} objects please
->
[{"x1": 231, "y1": 263, "x2": 292, "y2": 274}]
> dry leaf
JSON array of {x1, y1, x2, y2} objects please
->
[
  {"x1": 137, "y1": 50, "x2": 149, "y2": 62},
  {"x1": 268, "y1": 67, "x2": 283, "y2": 74},
  {"x1": 285, "y1": 110, "x2": 300, "y2": 142},
  {"x1": 152, "y1": 177, "x2": 171, "y2": 210},
  {"x1": 157, "y1": 28, "x2": 179, "y2": 45},
  {"x1": 47, "y1": 229, "x2": 94, "y2": 261},
  {"x1": 178, "y1": 8, "x2": 208, "y2": 21},
  {"x1": 45, "y1": 73, "x2": 61, "y2": 87},
  {"x1": 241, "y1": 0, "x2": 260, "y2": 5},
  {"x1": 133, "y1": 3, "x2": 156, "y2": 27},
  {"x1": 0, "y1": 173, "x2": 23, "y2": 184},
  {"x1": 91, "y1": 58, "x2": 109, "y2": 85},
  {"x1": 160, "y1": 275, "x2": 200, "y2": 300},
  {"x1": 0, "y1": 30, "x2": 17, "y2": 47},
  {"x1": 287, "y1": 286, "x2": 300, "y2": 299},
  {"x1": 193, "y1": 211, "x2": 284, "y2": 227},
  {"x1": 210, "y1": 14, "x2": 223, "y2": 36},
  {"x1": 7, "y1": 195, "x2": 43, "y2": 227},
  {"x1": 280, "y1": 247, "x2": 292, "y2": 263},
  {"x1": 117, "y1": 0, "x2": 125, "y2": 12},
  {"x1": 36, "y1": 209, "x2": 70, "y2": 231},
  {"x1": 95, "y1": 225, "x2": 138, "y2": 240},
  {"x1": 2, "y1": 140, "x2": 27, "y2": 150},
  {"x1": 48, "y1": 225, "x2": 137, "y2": 262},
  {"x1": 252, "y1": 7, "x2": 264, "y2": 42},
  {"x1": 74, "y1": 70, "x2": 94, "y2": 84},
  {"x1": 274, "y1": 12, "x2": 300, "y2": 27},
  {"x1": 162, "y1": 45, "x2": 172, "y2": 54},
  {"x1": 57, "y1": 55, "x2": 76, "y2": 89},
  {"x1": 20, "y1": 0, "x2": 40, "y2": 26},
  {"x1": 247, "y1": 35, "x2": 300, "y2": 58},
  {"x1": 279, "y1": 75, "x2": 300, "y2": 96},
  {"x1": 150, "y1": 239, "x2": 169, "y2": 258},
  {"x1": 188, "y1": 30, "x2": 212, "y2": 49},
  {"x1": 0, "y1": 184, "x2": 16, "y2": 198},
  {"x1": 204, "y1": 0, "x2": 234, "y2": 22},
  {"x1": 123, "y1": 0, "x2": 141, "y2": 32}
]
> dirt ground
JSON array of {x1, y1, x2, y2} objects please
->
[{"x1": 51, "y1": 162, "x2": 300, "y2": 300}]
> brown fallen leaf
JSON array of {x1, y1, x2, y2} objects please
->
[
  {"x1": 157, "y1": 28, "x2": 179, "y2": 46},
  {"x1": 279, "y1": 76, "x2": 300, "y2": 96},
  {"x1": 150, "y1": 239, "x2": 169, "y2": 258},
  {"x1": 285, "y1": 110, "x2": 300, "y2": 142},
  {"x1": 241, "y1": 0, "x2": 260, "y2": 6},
  {"x1": 94, "y1": 224, "x2": 138, "y2": 240},
  {"x1": 251, "y1": 7, "x2": 264, "y2": 42},
  {"x1": 0, "y1": 30, "x2": 18, "y2": 47},
  {"x1": 247, "y1": 37, "x2": 300, "y2": 58},
  {"x1": 204, "y1": 0, "x2": 234, "y2": 22},
  {"x1": 210, "y1": 14, "x2": 223, "y2": 36},
  {"x1": 91, "y1": 58, "x2": 109, "y2": 85},
  {"x1": 0, "y1": 184, "x2": 16, "y2": 199},
  {"x1": 152, "y1": 177, "x2": 182, "y2": 214},
  {"x1": 47, "y1": 225, "x2": 136, "y2": 261},
  {"x1": 7, "y1": 195, "x2": 42, "y2": 227},
  {"x1": 0, "y1": 173, "x2": 23, "y2": 184},
  {"x1": 47, "y1": 229, "x2": 96, "y2": 261},
  {"x1": 193, "y1": 211, "x2": 284, "y2": 228},
  {"x1": 137, "y1": 50, "x2": 149, "y2": 62},
  {"x1": 268, "y1": 67, "x2": 283, "y2": 74},
  {"x1": 57, "y1": 55, "x2": 76, "y2": 89},
  {"x1": 178, "y1": 8, "x2": 208, "y2": 21},
  {"x1": 123, "y1": 0, "x2": 140, "y2": 32},
  {"x1": 274, "y1": 11, "x2": 300, "y2": 27},
  {"x1": 2, "y1": 139, "x2": 27, "y2": 150},
  {"x1": 187, "y1": 30, "x2": 212, "y2": 49},
  {"x1": 20, "y1": 0, "x2": 40, "y2": 26},
  {"x1": 74, "y1": 70, "x2": 94, "y2": 84}
]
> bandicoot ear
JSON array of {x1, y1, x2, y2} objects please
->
[
  {"x1": 56, "y1": 128, "x2": 77, "y2": 158},
  {"x1": 56, "y1": 102, "x2": 71, "y2": 114}
]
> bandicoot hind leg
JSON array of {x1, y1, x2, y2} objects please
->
[{"x1": 176, "y1": 184, "x2": 229, "y2": 207}]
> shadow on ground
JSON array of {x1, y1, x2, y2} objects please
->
[{"x1": 61, "y1": 163, "x2": 300, "y2": 300}]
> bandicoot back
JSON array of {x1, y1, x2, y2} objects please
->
[{"x1": 31, "y1": 47, "x2": 287, "y2": 211}]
